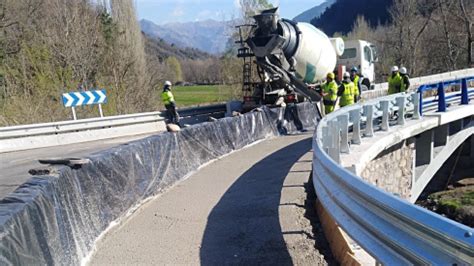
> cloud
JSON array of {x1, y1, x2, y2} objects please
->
[
  {"x1": 172, "y1": 6, "x2": 185, "y2": 17},
  {"x1": 233, "y1": 0, "x2": 241, "y2": 9}
]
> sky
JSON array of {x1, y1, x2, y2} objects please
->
[{"x1": 135, "y1": 0, "x2": 325, "y2": 25}]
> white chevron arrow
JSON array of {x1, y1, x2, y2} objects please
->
[
  {"x1": 63, "y1": 93, "x2": 74, "y2": 107},
  {"x1": 97, "y1": 90, "x2": 106, "y2": 103},
  {"x1": 85, "y1": 91, "x2": 95, "y2": 105},
  {"x1": 76, "y1": 92, "x2": 85, "y2": 106}
]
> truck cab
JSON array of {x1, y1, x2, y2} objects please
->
[{"x1": 337, "y1": 40, "x2": 377, "y2": 84}]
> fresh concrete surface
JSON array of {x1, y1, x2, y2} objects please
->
[
  {"x1": 0, "y1": 133, "x2": 155, "y2": 198},
  {"x1": 89, "y1": 134, "x2": 330, "y2": 265}
]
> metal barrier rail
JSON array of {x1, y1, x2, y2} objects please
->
[
  {"x1": 418, "y1": 77, "x2": 474, "y2": 115},
  {"x1": 363, "y1": 68, "x2": 474, "y2": 101},
  {"x1": 0, "y1": 104, "x2": 226, "y2": 140},
  {"x1": 178, "y1": 103, "x2": 226, "y2": 117},
  {"x1": 313, "y1": 77, "x2": 474, "y2": 264}
]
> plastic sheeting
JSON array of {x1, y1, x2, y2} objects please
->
[{"x1": 0, "y1": 102, "x2": 320, "y2": 265}]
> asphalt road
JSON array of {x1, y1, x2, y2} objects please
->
[
  {"x1": 0, "y1": 133, "x2": 155, "y2": 199},
  {"x1": 89, "y1": 134, "x2": 332, "y2": 265}
]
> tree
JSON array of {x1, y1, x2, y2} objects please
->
[
  {"x1": 459, "y1": 0, "x2": 473, "y2": 67},
  {"x1": 311, "y1": 0, "x2": 392, "y2": 36},
  {"x1": 437, "y1": 0, "x2": 458, "y2": 70},
  {"x1": 239, "y1": 0, "x2": 274, "y2": 19},
  {"x1": 0, "y1": 0, "x2": 158, "y2": 125},
  {"x1": 347, "y1": 16, "x2": 371, "y2": 41},
  {"x1": 392, "y1": 0, "x2": 436, "y2": 74},
  {"x1": 165, "y1": 56, "x2": 183, "y2": 83}
]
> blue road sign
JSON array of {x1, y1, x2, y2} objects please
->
[{"x1": 62, "y1": 89, "x2": 107, "y2": 107}]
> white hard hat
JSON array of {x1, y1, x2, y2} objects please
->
[
  {"x1": 164, "y1": 80, "x2": 172, "y2": 86},
  {"x1": 391, "y1": 66, "x2": 399, "y2": 72},
  {"x1": 400, "y1": 67, "x2": 407, "y2": 75},
  {"x1": 343, "y1": 72, "x2": 350, "y2": 78}
]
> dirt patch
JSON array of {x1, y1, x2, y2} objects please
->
[
  {"x1": 417, "y1": 178, "x2": 474, "y2": 227},
  {"x1": 304, "y1": 178, "x2": 337, "y2": 265}
]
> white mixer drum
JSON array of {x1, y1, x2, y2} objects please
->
[
  {"x1": 330, "y1": 37, "x2": 345, "y2": 56},
  {"x1": 292, "y1": 23, "x2": 337, "y2": 83}
]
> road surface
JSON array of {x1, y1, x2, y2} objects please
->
[
  {"x1": 89, "y1": 134, "x2": 333, "y2": 265},
  {"x1": 0, "y1": 133, "x2": 154, "y2": 198}
]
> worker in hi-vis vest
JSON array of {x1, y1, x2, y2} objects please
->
[
  {"x1": 388, "y1": 66, "x2": 403, "y2": 95},
  {"x1": 400, "y1": 67, "x2": 410, "y2": 92},
  {"x1": 161, "y1": 81, "x2": 181, "y2": 126},
  {"x1": 321, "y1": 72, "x2": 338, "y2": 114},
  {"x1": 337, "y1": 72, "x2": 359, "y2": 108},
  {"x1": 350, "y1": 66, "x2": 363, "y2": 95}
]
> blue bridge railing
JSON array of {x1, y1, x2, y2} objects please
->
[
  {"x1": 314, "y1": 73, "x2": 474, "y2": 264},
  {"x1": 418, "y1": 77, "x2": 474, "y2": 115}
]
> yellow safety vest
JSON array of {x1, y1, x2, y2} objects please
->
[
  {"x1": 339, "y1": 82, "x2": 358, "y2": 107},
  {"x1": 388, "y1": 73, "x2": 403, "y2": 94},
  {"x1": 322, "y1": 81, "x2": 338, "y2": 104},
  {"x1": 353, "y1": 75, "x2": 360, "y2": 92},
  {"x1": 161, "y1": 90, "x2": 175, "y2": 105}
]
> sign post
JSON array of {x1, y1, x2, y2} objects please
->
[
  {"x1": 71, "y1": 107, "x2": 77, "y2": 120},
  {"x1": 62, "y1": 89, "x2": 107, "y2": 120},
  {"x1": 98, "y1": 104, "x2": 104, "y2": 118}
]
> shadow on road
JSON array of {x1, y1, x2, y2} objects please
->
[{"x1": 199, "y1": 137, "x2": 312, "y2": 265}]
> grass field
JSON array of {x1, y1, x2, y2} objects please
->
[{"x1": 172, "y1": 85, "x2": 237, "y2": 107}]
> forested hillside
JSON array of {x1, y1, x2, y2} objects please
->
[
  {"x1": 293, "y1": 0, "x2": 336, "y2": 23},
  {"x1": 337, "y1": 0, "x2": 473, "y2": 80},
  {"x1": 2, "y1": 0, "x2": 472, "y2": 126},
  {"x1": 0, "y1": 0, "x2": 157, "y2": 125},
  {"x1": 141, "y1": 19, "x2": 229, "y2": 55},
  {"x1": 0, "y1": 0, "x2": 242, "y2": 126},
  {"x1": 311, "y1": 0, "x2": 392, "y2": 36},
  {"x1": 144, "y1": 34, "x2": 211, "y2": 62}
]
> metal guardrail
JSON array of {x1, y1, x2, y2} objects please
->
[
  {"x1": 0, "y1": 112, "x2": 165, "y2": 139},
  {"x1": 0, "y1": 104, "x2": 227, "y2": 140},
  {"x1": 418, "y1": 77, "x2": 474, "y2": 115},
  {"x1": 363, "y1": 68, "x2": 474, "y2": 101},
  {"x1": 178, "y1": 103, "x2": 226, "y2": 117},
  {"x1": 313, "y1": 76, "x2": 474, "y2": 264}
]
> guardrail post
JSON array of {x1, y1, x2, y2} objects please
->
[
  {"x1": 322, "y1": 126, "x2": 330, "y2": 153},
  {"x1": 418, "y1": 86, "x2": 424, "y2": 116},
  {"x1": 328, "y1": 120, "x2": 340, "y2": 163},
  {"x1": 380, "y1": 100, "x2": 389, "y2": 131},
  {"x1": 396, "y1": 96, "x2": 406, "y2": 125},
  {"x1": 363, "y1": 105, "x2": 374, "y2": 137},
  {"x1": 413, "y1": 92, "x2": 421, "y2": 119},
  {"x1": 438, "y1": 82, "x2": 447, "y2": 112},
  {"x1": 338, "y1": 114, "x2": 350, "y2": 153},
  {"x1": 350, "y1": 108, "x2": 362, "y2": 144},
  {"x1": 461, "y1": 78, "x2": 469, "y2": 105}
]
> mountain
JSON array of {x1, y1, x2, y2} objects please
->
[
  {"x1": 293, "y1": 0, "x2": 337, "y2": 23},
  {"x1": 140, "y1": 19, "x2": 229, "y2": 55},
  {"x1": 311, "y1": 0, "x2": 393, "y2": 36},
  {"x1": 143, "y1": 34, "x2": 212, "y2": 62}
]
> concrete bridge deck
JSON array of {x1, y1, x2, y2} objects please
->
[
  {"x1": 0, "y1": 134, "x2": 154, "y2": 198},
  {"x1": 89, "y1": 134, "x2": 331, "y2": 265}
]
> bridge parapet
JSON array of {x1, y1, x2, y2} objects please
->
[
  {"x1": 363, "y1": 68, "x2": 474, "y2": 100},
  {"x1": 313, "y1": 73, "x2": 474, "y2": 264}
]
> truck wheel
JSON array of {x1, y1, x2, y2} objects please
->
[
  {"x1": 361, "y1": 78, "x2": 371, "y2": 91},
  {"x1": 360, "y1": 84, "x2": 369, "y2": 92}
]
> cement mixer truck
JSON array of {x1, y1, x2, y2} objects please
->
[{"x1": 236, "y1": 8, "x2": 377, "y2": 110}]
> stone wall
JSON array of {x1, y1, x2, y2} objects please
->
[{"x1": 361, "y1": 139, "x2": 415, "y2": 199}]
